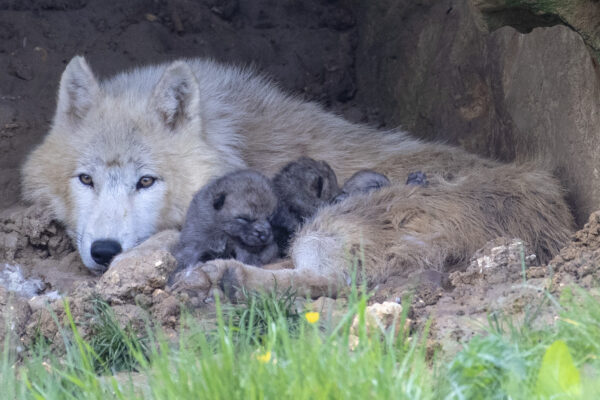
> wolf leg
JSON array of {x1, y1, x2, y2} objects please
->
[
  {"x1": 201, "y1": 259, "x2": 346, "y2": 301},
  {"x1": 261, "y1": 259, "x2": 294, "y2": 270}
]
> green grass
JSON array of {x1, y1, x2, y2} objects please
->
[
  {"x1": 224, "y1": 287, "x2": 301, "y2": 345},
  {"x1": 87, "y1": 298, "x2": 150, "y2": 373},
  {"x1": 2, "y1": 285, "x2": 600, "y2": 399}
]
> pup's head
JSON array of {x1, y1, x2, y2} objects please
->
[
  {"x1": 211, "y1": 170, "x2": 278, "y2": 249},
  {"x1": 271, "y1": 157, "x2": 340, "y2": 232},
  {"x1": 22, "y1": 56, "x2": 224, "y2": 275},
  {"x1": 333, "y1": 169, "x2": 391, "y2": 203}
]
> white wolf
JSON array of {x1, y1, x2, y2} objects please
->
[{"x1": 22, "y1": 56, "x2": 573, "y2": 296}]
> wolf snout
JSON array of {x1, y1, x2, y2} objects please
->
[{"x1": 90, "y1": 239, "x2": 123, "y2": 270}]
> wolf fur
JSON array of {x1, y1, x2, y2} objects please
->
[
  {"x1": 174, "y1": 169, "x2": 278, "y2": 269},
  {"x1": 22, "y1": 56, "x2": 574, "y2": 295}
]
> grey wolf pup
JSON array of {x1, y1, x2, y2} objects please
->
[
  {"x1": 333, "y1": 169, "x2": 391, "y2": 203},
  {"x1": 174, "y1": 169, "x2": 278, "y2": 269},
  {"x1": 271, "y1": 157, "x2": 340, "y2": 256}
]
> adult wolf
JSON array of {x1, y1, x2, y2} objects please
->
[{"x1": 22, "y1": 56, "x2": 573, "y2": 297}]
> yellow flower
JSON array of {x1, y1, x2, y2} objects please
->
[
  {"x1": 305, "y1": 311, "x2": 320, "y2": 324},
  {"x1": 255, "y1": 351, "x2": 272, "y2": 363}
]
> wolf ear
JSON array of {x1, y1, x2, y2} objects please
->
[
  {"x1": 56, "y1": 56, "x2": 100, "y2": 123},
  {"x1": 150, "y1": 61, "x2": 200, "y2": 131}
]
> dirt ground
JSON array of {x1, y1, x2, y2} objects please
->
[{"x1": 1, "y1": 203, "x2": 599, "y2": 354}]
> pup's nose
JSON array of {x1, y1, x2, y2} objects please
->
[
  {"x1": 91, "y1": 239, "x2": 122, "y2": 269},
  {"x1": 254, "y1": 222, "x2": 272, "y2": 243}
]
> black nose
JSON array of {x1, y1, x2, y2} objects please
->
[{"x1": 91, "y1": 239, "x2": 122, "y2": 268}]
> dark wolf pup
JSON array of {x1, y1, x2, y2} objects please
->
[
  {"x1": 271, "y1": 157, "x2": 340, "y2": 255},
  {"x1": 174, "y1": 170, "x2": 278, "y2": 269}
]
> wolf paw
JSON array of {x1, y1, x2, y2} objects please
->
[
  {"x1": 201, "y1": 259, "x2": 247, "y2": 303},
  {"x1": 169, "y1": 264, "x2": 211, "y2": 297}
]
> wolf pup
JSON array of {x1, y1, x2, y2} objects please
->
[
  {"x1": 270, "y1": 157, "x2": 340, "y2": 255},
  {"x1": 333, "y1": 169, "x2": 391, "y2": 204},
  {"x1": 174, "y1": 169, "x2": 278, "y2": 269},
  {"x1": 23, "y1": 57, "x2": 573, "y2": 297}
]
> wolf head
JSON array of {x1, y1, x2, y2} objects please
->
[{"x1": 22, "y1": 57, "x2": 232, "y2": 275}]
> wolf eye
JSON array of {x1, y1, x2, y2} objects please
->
[
  {"x1": 236, "y1": 216, "x2": 253, "y2": 223},
  {"x1": 136, "y1": 176, "x2": 156, "y2": 190},
  {"x1": 78, "y1": 174, "x2": 93, "y2": 187}
]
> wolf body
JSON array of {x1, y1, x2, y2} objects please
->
[
  {"x1": 22, "y1": 57, "x2": 574, "y2": 296},
  {"x1": 174, "y1": 169, "x2": 278, "y2": 269}
]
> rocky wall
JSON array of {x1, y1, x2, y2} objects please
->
[{"x1": 345, "y1": 0, "x2": 600, "y2": 225}]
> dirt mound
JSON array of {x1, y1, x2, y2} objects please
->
[
  {"x1": 550, "y1": 211, "x2": 600, "y2": 291},
  {"x1": 2, "y1": 208, "x2": 600, "y2": 357},
  {"x1": 0, "y1": 205, "x2": 93, "y2": 294},
  {"x1": 371, "y1": 216, "x2": 600, "y2": 354}
]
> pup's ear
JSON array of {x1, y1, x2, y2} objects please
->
[
  {"x1": 56, "y1": 56, "x2": 100, "y2": 123},
  {"x1": 213, "y1": 192, "x2": 226, "y2": 210},
  {"x1": 311, "y1": 175, "x2": 324, "y2": 199},
  {"x1": 150, "y1": 61, "x2": 200, "y2": 131}
]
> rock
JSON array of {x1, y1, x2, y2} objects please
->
[
  {"x1": 96, "y1": 230, "x2": 178, "y2": 304},
  {"x1": 471, "y1": 0, "x2": 600, "y2": 56},
  {"x1": 348, "y1": 301, "x2": 411, "y2": 349},
  {"x1": 451, "y1": 237, "x2": 536, "y2": 287}
]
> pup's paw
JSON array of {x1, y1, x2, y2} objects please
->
[{"x1": 201, "y1": 259, "x2": 247, "y2": 303}]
